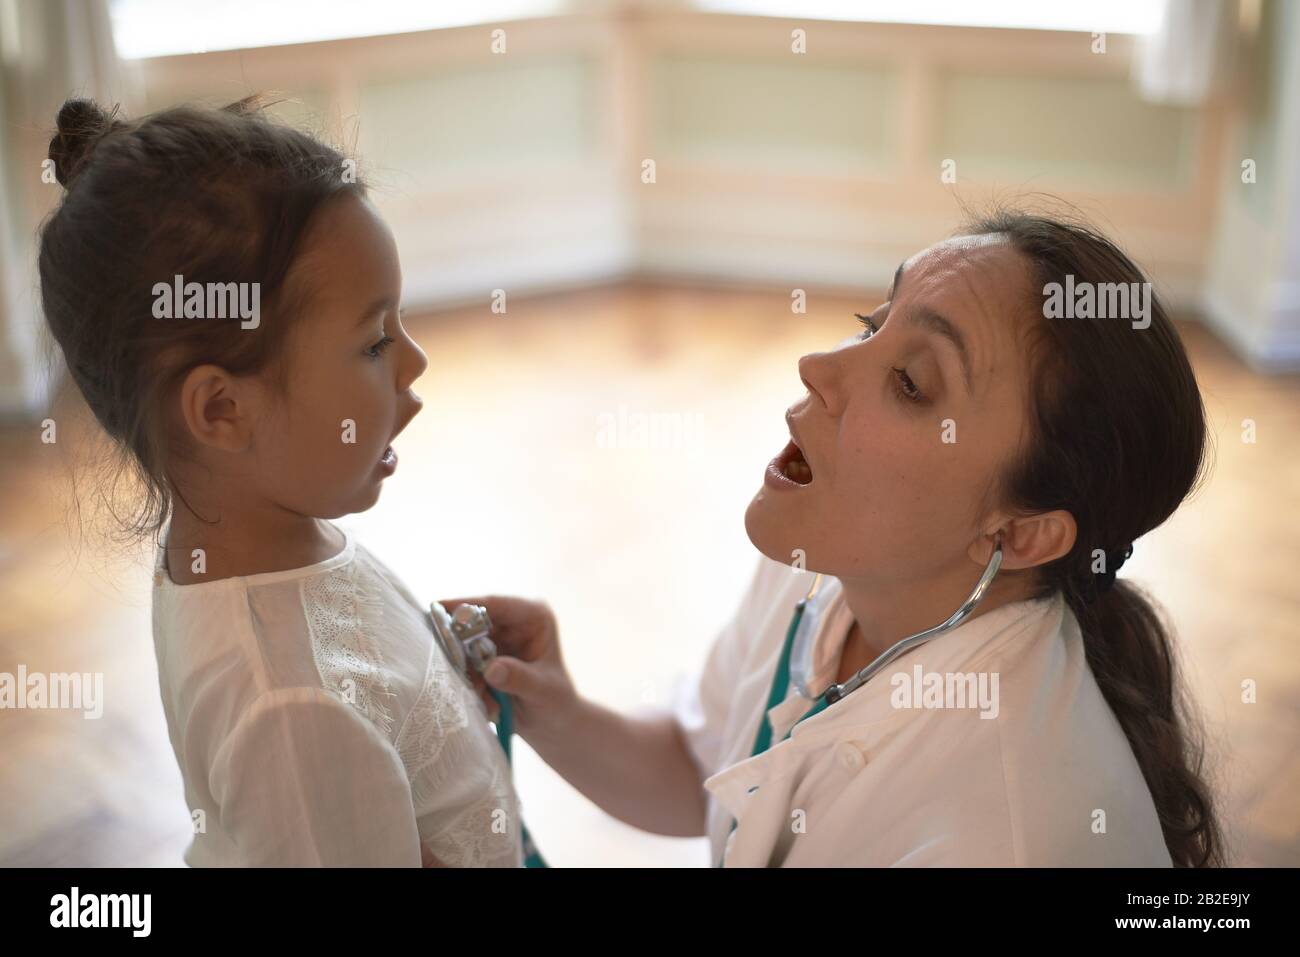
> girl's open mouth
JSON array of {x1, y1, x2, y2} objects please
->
[
  {"x1": 380, "y1": 446, "x2": 397, "y2": 472},
  {"x1": 766, "y1": 438, "x2": 814, "y2": 488}
]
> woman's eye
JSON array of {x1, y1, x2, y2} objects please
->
[
  {"x1": 892, "y1": 367, "x2": 923, "y2": 402},
  {"x1": 855, "y1": 311, "x2": 922, "y2": 402},
  {"x1": 364, "y1": 335, "x2": 395, "y2": 359}
]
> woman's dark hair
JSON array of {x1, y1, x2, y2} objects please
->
[
  {"x1": 39, "y1": 95, "x2": 364, "y2": 540},
  {"x1": 965, "y1": 207, "x2": 1223, "y2": 866}
]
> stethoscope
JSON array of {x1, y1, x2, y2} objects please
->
[
  {"x1": 719, "y1": 538, "x2": 1003, "y2": 865},
  {"x1": 429, "y1": 601, "x2": 548, "y2": 869}
]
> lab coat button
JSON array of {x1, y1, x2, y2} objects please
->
[{"x1": 836, "y1": 741, "x2": 866, "y2": 774}]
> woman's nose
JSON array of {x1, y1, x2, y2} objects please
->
[{"x1": 798, "y1": 351, "x2": 842, "y2": 415}]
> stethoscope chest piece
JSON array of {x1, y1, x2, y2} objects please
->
[{"x1": 429, "y1": 601, "x2": 498, "y2": 680}]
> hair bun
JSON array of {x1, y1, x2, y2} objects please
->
[{"x1": 48, "y1": 98, "x2": 122, "y2": 188}]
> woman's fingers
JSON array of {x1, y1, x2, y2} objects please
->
[
  {"x1": 433, "y1": 597, "x2": 571, "y2": 737},
  {"x1": 436, "y1": 595, "x2": 554, "y2": 660},
  {"x1": 437, "y1": 595, "x2": 529, "y2": 629},
  {"x1": 481, "y1": 655, "x2": 545, "y2": 702},
  {"x1": 465, "y1": 668, "x2": 501, "y2": 721}
]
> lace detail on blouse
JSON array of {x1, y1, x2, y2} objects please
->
[
  {"x1": 301, "y1": 552, "x2": 521, "y2": 867},
  {"x1": 394, "y1": 638, "x2": 473, "y2": 807},
  {"x1": 302, "y1": 563, "x2": 397, "y2": 736},
  {"x1": 395, "y1": 619, "x2": 521, "y2": 867},
  {"x1": 429, "y1": 757, "x2": 521, "y2": 868}
]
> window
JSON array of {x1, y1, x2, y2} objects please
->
[
  {"x1": 108, "y1": 0, "x2": 565, "y2": 59},
  {"x1": 696, "y1": 0, "x2": 1164, "y2": 35}
]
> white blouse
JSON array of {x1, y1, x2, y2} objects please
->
[
  {"x1": 151, "y1": 522, "x2": 523, "y2": 867},
  {"x1": 672, "y1": 557, "x2": 1173, "y2": 867}
]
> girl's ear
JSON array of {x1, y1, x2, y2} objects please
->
[
  {"x1": 176, "y1": 363, "x2": 257, "y2": 453},
  {"x1": 970, "y1": 509, "x2": 1077, "y2": 571}
]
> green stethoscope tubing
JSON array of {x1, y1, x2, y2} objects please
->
[
  {"x1": 749, "y1": 594, "x2": 832, "y2": 756},
  {"x1": 715, "y1": 540, "x2": 1003, "y2": 867},
  {"x1": 715, "y1": 588, "x2": 827, "y2": 867},
  {"x1": 491, "y1": 690, "x2": 547, "y2": 868}
]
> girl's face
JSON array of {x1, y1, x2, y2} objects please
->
[
  {"x1": 247, "y1": 193, "x2": 428, "y2": 519},
  {"x1": 745, "y1": 234, "x2": 1035, "y2": 585}
]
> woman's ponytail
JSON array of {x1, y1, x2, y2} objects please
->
[
  {"x1": 966, "y1": 206, "x2": 1226, "y2": 866},
  {"x1": 1070, "y1": 581, "x2": 1223, "y2": 866}
]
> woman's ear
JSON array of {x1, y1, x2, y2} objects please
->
[{"x1": 983, "y1": 510, "x2": 1078, "y2": 571}]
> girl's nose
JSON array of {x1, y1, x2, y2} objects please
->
[{"x1": 403, "y1": 336, "x2": 430, "y2": 387}]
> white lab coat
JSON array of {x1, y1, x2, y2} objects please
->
[{"x1": 672, "y1": 558, "x2": 1173, "y2": 867}]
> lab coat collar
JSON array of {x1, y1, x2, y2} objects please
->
[{"x1": 704, "y1": 589, "x2": 1065, "y2": 821}]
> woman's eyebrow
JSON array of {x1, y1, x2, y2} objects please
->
[
  {"x1": 890, "y1": 259, "x2": 974, "y2": 395},
  {"x1": 903, "y1": 303, "x2": 974, "y2": 395},
  {"x1": 890, "y1": 260, "x2": 905, "y2": 299}
]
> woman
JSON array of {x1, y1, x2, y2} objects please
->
[{"x1": 453, "y1": 210, "x2": 1224, "y2": 867}]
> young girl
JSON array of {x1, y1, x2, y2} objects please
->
[
  {"x1": 462, "y1": 212, "x2": 1226, "y2": 867},
  {"x1": 40, "y1": 97, "x2": 523, "y2": 867}
]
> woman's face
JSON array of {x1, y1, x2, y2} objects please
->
[{"x1": 745, "y1": 234, "x2": 1035, "y2": 585}]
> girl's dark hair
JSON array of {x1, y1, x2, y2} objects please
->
[
  {"x1": 965, "y1": 207, "x2": 1223, "y2": 866},
  {"x1": 39, "y1": 95, "x2": 364, "y2": 540}
]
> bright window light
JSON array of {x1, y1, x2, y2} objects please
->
[
  {"x1": 108, "y1": 0, "x2": 566, "y2": 59},
  {"x1": 696, "y1": 0, "x2": 1166, "y2": 35}
]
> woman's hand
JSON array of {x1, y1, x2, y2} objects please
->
[
  {"x1": 437, "y1": 596, "x2": 707, "y2": 837},
  {"x1": 436, "y1": 595, "x2": 579, "y2": 742}
]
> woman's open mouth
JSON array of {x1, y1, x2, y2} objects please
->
[
  {"x1": 765, "y1": 438, "x2": 814, "y2": 490},
  {"x1": 379, "y1": 445, "x2": 398, "y2": 474}
]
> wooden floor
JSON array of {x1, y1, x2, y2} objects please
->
[{"x1": 1, "y1": 282, "x2": 1296, "y2": 867}]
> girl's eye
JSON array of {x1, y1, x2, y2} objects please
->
[
  {"x1": 891, "y1": 367, "x2": 923, "y2": 402},
  {"x1": 365, "y1": 335, "x2": 395, "y2": 359},
  {"x1": 854, "y1": 312, "x2": 878, "y2": 340}
]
